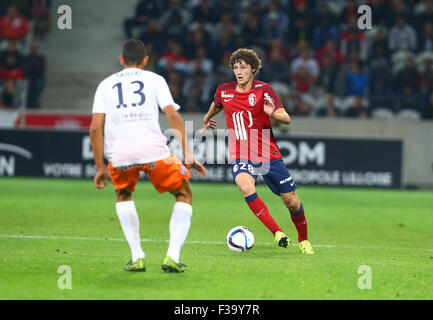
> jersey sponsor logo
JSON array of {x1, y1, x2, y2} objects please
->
[
  {"x1": 248, "y1": 93, "x2": 257, "y2": 106},
  {"x1": 232, "y1": 111, "x2": 253, "y2": 141},
  {"x1": 264, "y1": 92, "x2": 274, "y2": 104},
  {"x1": 221, "y1": 91, "x2": 234, "y2": 98}
]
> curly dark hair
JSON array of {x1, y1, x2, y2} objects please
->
[{"x1": 229, "y1": 48, "x2": 262, "y2": 75}]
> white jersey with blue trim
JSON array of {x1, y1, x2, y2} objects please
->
[{"x1": 92, "y1": 68, "x2": 179, "y2": 167}]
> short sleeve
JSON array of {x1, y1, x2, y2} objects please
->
[
  {"x1": 264, "y1": 85, "x2": 284, "y2": 110},
  {"x1": 156, "y1": 75, "x2": 178, "y2": 111},
  {"x1": 213, "y1": 86, "x2": 223, "y2": 108},
  {"x1": 92, "y1": 83, "x2": 106, "y2": 114}
]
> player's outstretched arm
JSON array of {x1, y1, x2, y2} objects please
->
[
  {"x1": 264, "y1": 97, "x2": 291, "y2": 125},
  {"x1": 203, "y1": 102, "x2": 222, "y2": 130},
  {"x1": 89, "y1": 113, "x2": 108, "y2": 189},
  {"x1": 163, "y1": 105, "x2": 207, "y2": 177},
  {"x1": 271, "y1": 108, "x2": 291, "y2": 124}
]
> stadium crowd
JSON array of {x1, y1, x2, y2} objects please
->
[
  {"x1": 0, "y1": 0, "x2": 49, "y2": 110},
  {"x1": 124, "y1": 0, "x2": 433, "y2": 120}
]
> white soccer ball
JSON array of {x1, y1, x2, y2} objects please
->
[{"x1": 226, "y1": 226, "x2": 254, "y2": 252}]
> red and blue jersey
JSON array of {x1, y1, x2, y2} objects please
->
[{"x1": 214, "y1": 80, "x2": 284, "y2": 163}]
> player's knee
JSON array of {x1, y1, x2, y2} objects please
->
[
  {"x1": 282, "y1": 193, "x2": 300, "y2": 211},
  {"x1": 238, "y1": 184, "x2": 256, "y2": 197},
  {"x1": 116, "y1": 188, "x2": 132, "y2": 201}
]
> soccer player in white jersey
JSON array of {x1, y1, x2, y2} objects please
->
[{"x1": 90, "y1": 39, "x2": 207, "y2": 273}]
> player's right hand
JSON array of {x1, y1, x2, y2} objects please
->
[
  {"x1": 203, "y1": 119, "x2": 217, "y2": 130},
  {"x1": 185, "y1": 159, "x2": 207, "y2": 177},
  {"x1": 94, "y1": 167, "x2": 108, "y2": 189}
]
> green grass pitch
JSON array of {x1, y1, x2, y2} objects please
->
[{"x1": 0, "y1": 177, "x2": 432, "y2": 300}]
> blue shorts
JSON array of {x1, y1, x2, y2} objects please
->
[{"x1": 231, "y1": 158, "x2": 298, "y2": 195}]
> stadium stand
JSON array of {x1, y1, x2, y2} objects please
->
[
  {"x1": 120, "y1": 0, "x2": 433, "y2": 120},
  {"x1": 0, "y1": 0, "x2": 50, "y2": 111}
]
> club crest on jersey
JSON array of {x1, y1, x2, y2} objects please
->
[
  {"x1": 248, "y1": 93, "x2": 257, "y2": 106},
  {"x1": 233, "y1": 164, "x2": 239, "y2": 173}
]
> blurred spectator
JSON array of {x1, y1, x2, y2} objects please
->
[
  {"x1": 0, "y1": 80, "x2": 20, "y2": 109},
  {"x1": 369, "y1": 27, "x2": 389, "y2": 58},
  {"x1": 240, "y1": 13, "x2": 265, "y2": 48},
  {"x1": 158, "y1": 0, "x2": 190, "y2": 35},
  {"x1": 156, "y1": 40, "x2": 189, "y2": 76},
  {"x1": 368, "y1": 0, "x2": 388, "y2": 26},
  {"x1": 418, "y1": 21, "x2": 433, "y2": 52},
  {"x1": 263, "y1": 3, "x2": 289, "y2": 41},
  {"x1": 263, "y1": 40, "x2": 290, "y2": 83},
  {"x1": 345, "y1": 95, "x2": 369, "y2": 118},
  {"x1": 369, "y1": 45, "x2": 395, "y2": 110},
  {"x1": 290, "y1": 43, "x2": 319, "y2": 85},
  {"x1": 288, "y1": 3, "x2": 313, "y2": 44},
  {"x1": 397, "y1": 86, "x2": 422, "y2": 112},
  {"x1": 291, "y1": 66, "x2": 314, "y2": 94},
  {"x1": 29, "y1": 0, "x2": 51, "y2": 39},
  {"x1": 191, "y1": 0, "x2": 217, "y2": 24},
  {"x1": 345, "y1": 61, "x2": 369, "y2": 97},
  {"x1": 388, "y1": 15, "x2": 417, "y2": 52},
  {"x1": 340, "y1": 16, "x2": 368, "y2": 61},
  {"x1": 388, "y1": 0, "x2": 411, "y2": 26},
  {"x1": 317, "y1": 55, "x2": 338, "y2": 93},
  {"x1": 290, "y1": 93, "x2": 312, "y2": 116},
  {"x1": 313, "y1": 18, "x2": 339, "y2": 51},
  {"x1": 184, "y1": 26, "x2": 211, "y2": 59},
  {"x1": 139, "y1": 18, "x2": 163, "y2": 53},
  {"x1": 124, "y1": 0, "x2": 162, "y2": 39},
  {"x1": 160, "y1": 11, "x2": 186, "y2": 42},
  {"x1": 316, "y1": 93, "x2": 341, "y2": 117},
  {"x1": 0, "y1": 41, "x2": 24, "y2": 81},
  {"x1": 265, "y1": 38, "x2": 290, "y2": 61},
  {"x1": 393, "y1": 57, "x2": 420, "y2": 93},
  {"x1": 213, "y1": 0, "x2": 238, "y2": 23},
  {"x1": 182, "y1": 70, "x2": 212, "y2": 112},
  {"x1": 0, "y1": 5, "x2": 30, "y2": 41},
  {"x1": 316, "y1": 39, "x2": 344, "y2": 68},
  {"x1": 340, "y1": 0, "x2": 358, "y2": 25},
  {"x1": 22, "y1": 41, "x2": 46, "y2": 109},
  {"x1": 187, "y1": 46, "x2": 213, "y2": 75},
  {"x1": 210, "y1": 26, "x2": 236, "y2": 65},
  {"x1": 415, "y1": 0, "x2": 433, "y2": 31}
]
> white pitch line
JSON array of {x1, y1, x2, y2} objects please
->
[{"x1": 1, "y1": 234, "x2": 433, "y2": 252}]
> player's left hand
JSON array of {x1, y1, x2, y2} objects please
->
[
  {"x1": 264, "y1": 97, "x2": 275, "y2": 117},
  {"x1": 94, "y1": 167, "x2": 108, "y2": 189},
  {"x1": 185, "y1": 159, "x2": 207, "y2": 177}
]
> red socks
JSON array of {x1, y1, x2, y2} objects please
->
[
  {"x1": 290, "y1": 204, "x2": 308, "y2": 242},
  {"x1": 245, "y1": 193, "x2": 309, "y2": 242},
  {"x1": 245, "y1": 193, "x2": 282, "y2": 235}
]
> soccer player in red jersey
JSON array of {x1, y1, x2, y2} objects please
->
[{"x1": 203, "y1": 48, "x2": 314, "y2": 254}]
